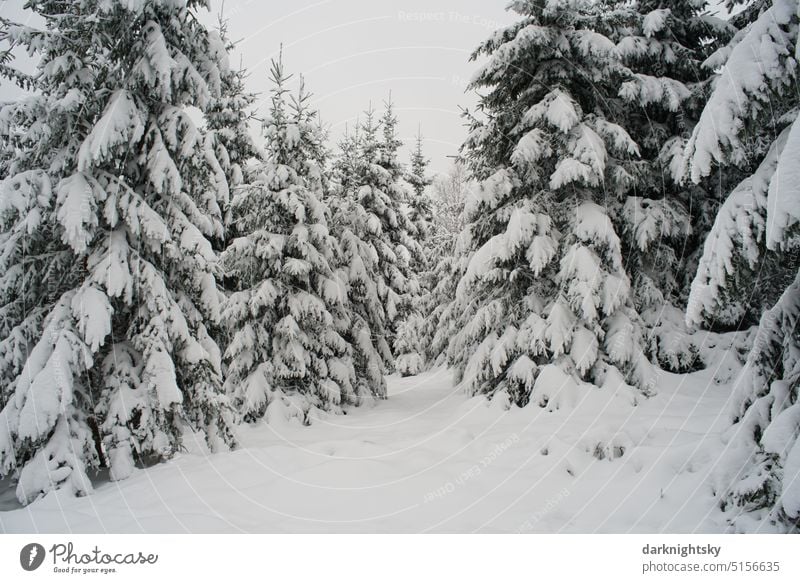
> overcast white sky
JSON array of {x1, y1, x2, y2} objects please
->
[
  {"x1": 0, "y1": 0, "x2": 728, "y2": 174},
  {"x1": 201, "y1": 0, "x2": 518, "y2": 173}
]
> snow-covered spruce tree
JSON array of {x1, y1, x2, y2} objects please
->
[
  {"x1": 377, "y1": 99, "x2": 425, "y2": 284},
  {"x1": 681, "y1": 0, "x2": 800, "y2": 532},
  {"x1": 398, "y1": 130, "x2": 435, "y2": 374},
  {"x1": 393, "y1": 314, "x2": 426, "y2": 377},
  {"x1": 223, "y1": 59, "x2": 360, "y2": 422},
  {"x1": 421, "y1": 162, "x2": 471, "y2": 364},
  {"x1": 204, "y1": 15, "x2": 259, "y2": 245},
  {"x1": 406, "y1": 130, "x2": 433, "y2": 242},
  {"x1": 428, "y1": 162, "x2": 471, "y2": 265},
  {"x1": 0, "y1": 0, "x2": 236, "y2": 504},
  {"x1": 449, "y1": 0, "x2": 655, "y2": 406},
  {"x1": 200, "y1": 17, "x2": 260, "y2": 363},
  {"x1": 329, "y1": 103, "x2": 421, "y2": 384},
  {"x1": 330, "y1": 124, "x2": 360, "y2": 199},
  {"x1": 608, "y1": 0, "x2": 732, "y2": 372},
  {"x1": 425, "y1": 236, "x2": 471, "y2": 367},
  {"x1": 0, "y1": 21, "x2": 65, "y2": 414},
  {"x1": 328, "y1": 119, "x2": 388, "y2": 396},
  {"x1": 378, "y1": 102, "x2": 425, "y2": 375}
]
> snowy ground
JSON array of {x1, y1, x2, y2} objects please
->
[{"x1": 1, "y1": 355, "x2": 740, "y2": 533}]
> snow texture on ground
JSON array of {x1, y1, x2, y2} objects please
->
[{"x1": 1, "y1": 357, "x2": 738, "y2": 533}]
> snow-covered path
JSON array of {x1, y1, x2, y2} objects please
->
[{"x1": 1, "y1": 365, "x2": 734, "y2": 533}]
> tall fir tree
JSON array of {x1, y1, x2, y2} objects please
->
[
  {"x1": 605, "y1": 0, "x2": 731, "y2": 372},
  {"x1": 377, "y1": 99, "x2": 425, "y2": 289},
  {"x1": 328, "y1": 102, "x2": 421, "y2": 383},
  {"x1": 448, "y1": 0, "x2": 655, "y2": 406},
  {"x1": 0, "y1": 0, "x2": 236, "y2": 504},
  {"x1": 327, "y1": 120, "x2": 385, "y2": 391},
  {"x1": 204, "y1": 14, "x2": 259, "y2": 245},
  {"x1": 422, "y1": 162, "x2": 471, "y2": 364},
  {"x1": 222, "y1": 58, "x2": 361, "y2": 422},
  {"x1": 330, "y1": 123, "x2": 360, "y2": 201},
  {"x1": 201, "y1": 16, "x2": 261, "y2": 364},
  {"x1": 394, "y1": 129, "x2": 431, "y2": 376},
  {"x1": 406, "y1": 130, "x2": 433, "y2": 242},
  {"x1": 378, "y1": 100, "x2": 424, "y2": 373},
  {"x1": 681, "y1": 0, "x2": 800, "y2": 532}
]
